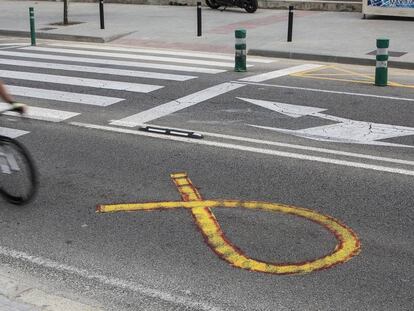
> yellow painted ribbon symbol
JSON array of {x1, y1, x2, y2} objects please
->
[{"x1": 97, "y1": 172, "x2": 360, "y2": 275}]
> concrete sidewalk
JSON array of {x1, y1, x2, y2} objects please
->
[
  {"x1": 0, "y1": 1, "x2": 413, "y2": 68},
  {"x1": 0, "y1": 295, "x2": 39, "y2": 311},
  {"x1": 0, "y1": 265, "x2": 101, "y2": 311}
]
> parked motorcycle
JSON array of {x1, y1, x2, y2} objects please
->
[{"x1": 205, "y1": 0, "x2": 258, "y2": 13}]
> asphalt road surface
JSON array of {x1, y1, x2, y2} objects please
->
[{"x1": 0, "y1": 41, "x2": 413, "y2": 310}]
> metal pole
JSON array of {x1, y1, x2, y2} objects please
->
[
  {"x1": 29, "y1": 7, "x2": 36, "y2": 46},
  {"x1": 63, "y1": 0, "x2": 68, "y2": 25},
  {"x1": 100, "y1": 0, "x2": 105, "y2": 30},
  {"x1": 235, "y1": 29, "x2": 246, "y2": 72},
  {"x1": 197, "y1": 2, "x2": 202, "y2": 37},
  {"x1": 375, "y1": 38, "x2": 389, "y2": 86},
  {"x1": 287, "y1": 6, "x2": 294, "y2": 42}
]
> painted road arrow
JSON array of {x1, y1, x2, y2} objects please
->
[{"x1": 239, "y1": 98, "x2": 414, "y2": 148}]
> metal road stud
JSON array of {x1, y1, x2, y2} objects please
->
[
  {"x1": 375, "y1": 38, "x2": 389, "y2": 86},
  {"x1": 29, "y1": 7, "x2": 36, "y2": 46},
  {"x1": 235, "y1": 29, "x2": 247, "y2": 72}
]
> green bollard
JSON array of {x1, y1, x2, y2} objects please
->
[
  {"x1": 375, "y1": 38, "x2": 389, "y2": 86},
  {"x1": 235, "y1": 29, "x2": 246, "y2": 72},
  {"x1": 29, "y1": 7, "x2": 36, "y2": 46}
]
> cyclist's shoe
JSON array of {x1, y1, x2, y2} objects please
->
[{"x1": 10, "y1": 102, "x2": 27, "y2": 114}]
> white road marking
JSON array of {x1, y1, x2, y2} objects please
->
[
  {"x1": 148, "y1": 124, "x2": 414, "y2": 166},
  {"x1": 6, "y1": 85, "x2": 123, "y2": 106},
  {"x1": 0, "y1": 46, "x2": 20, "y2": 50},
  {"x1": 110, "y1": 82, "x2": 244, "y2": 127},
  {"x1": 49, "y1": 43, "x2": 274, "y2": 63},
  {"x1": 0, "y1": 70, "x2": 163, "y2": 93},
  {"x1": 110, "y1": 64, "x2": 325, "y2": 125},
  {"x1": 0, "y1": 127, "x2": 29, "y2": 138},
  {"x1": 237, "y1": 98, "x2": 327, "y2": 118},
  {"x1": 0, "y1": 43, "x2": 28, "y2": 46},
  {"x1": 239, "y1": 64, "x2": 324, "y2": 82},
  {"x1": 0, "y1": 245, "x2": 222, "y2": 311},
  {"x1": 249, "y1": 123, "x2": 414, "y2": 148},
  {"x1": 236, "y1": 81, "x2": 414, "y2": 102},
  {"x1": 22, "y1": 46, "x2": 244, "y2": 68},
  {"x1": 239, "y1": 98, "x2": 414, "y2": 147},
  {"x1": 0, "y1": 50, "x2": 225, "y2": 74},
  {"x1": 71, "y1": 122, "x2": 414, "y2": 176},
  {"x1": 0, "y1": 58, "x2": 196, "y2": 81},
  {"x1": 0, "y1": 103, "x2": 79, "y2": 122},
  {"x1": 142, "y1": 124, "x2": 414, "y2": 166}
]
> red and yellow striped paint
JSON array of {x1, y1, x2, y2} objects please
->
[{"x1": 97, "y1": 172, "x2": 360, "y2": 275}]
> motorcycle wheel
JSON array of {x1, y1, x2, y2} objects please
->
[
  {"x1": 206, "y1": 0, "x2": 221, "y2": 9},
  {"x1": 244, "y1": 0, "x2": 258, "y2": 13}
]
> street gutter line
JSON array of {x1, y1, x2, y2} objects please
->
[
  {"x1": 0, "y1": 245, "x2": 223, "y2": 311},
  {"x1": 70, "y1": 122, "x2": 414, "y2": 176},
  {"x1": 235, "y1": 81, "x2": 414, "y2": 102}
]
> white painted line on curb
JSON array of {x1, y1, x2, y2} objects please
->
[
  {"x1": 0, "y1": 127, "x2": 29, "y2": 138},
  {"x1": 0, "y1": 246, "x2": 222, "y2": 311},
  {"x1": 71, "y1": 122, "x2": 414, "y2": 176},
  {"x1": 110, "y1": 82, "x2": 244, "y2": 127},
  {"x1": 0, "y1": 58, "x2": 196, "y2": 81},
  {"x1": 6, "y1": 85, "x2": 123, "y2": 106},
  {"x1": 0, "y1": 70, "x2": 163, "y2": 93},
  {"x1": 49, "y1": 43, "x2": 275, "y2": 63},
  {"x1": 236, "y1": 81, "x2": 414, "y2": 102},
  {"x1": 22, "y1": 46, "x2": 245, "y2": 68},
  {"x1": 239, "y1": 64, "x2": 324, "y2": 82},
  {"x1": 0, "y1": 50, "x2": 226, "y2": 74}
]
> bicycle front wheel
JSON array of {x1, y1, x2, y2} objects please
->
[{"x1": 0, "y1": 136, "x2": 37, "y2": 205}]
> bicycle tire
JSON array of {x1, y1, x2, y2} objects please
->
[{"x1": 0, "y1": 136, "x2": 37, "y2": 205}]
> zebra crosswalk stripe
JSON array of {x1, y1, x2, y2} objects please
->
[
  {"x1": 0, "y1": 58, "x2": 196, "y2": 82},
  {"x1": 0, "y1": 51, "x2": 225, "y2": 74},
  {"x1": 49, "y1": 43, "x2": 275, "y2": 63},
  {"x1": 110, "y1": 82, "x2": 244, "y2": 127},
  {"x1": 6, "y1": 85, "x2": 123, "y2": 107},
  {"x1": 0, "y1": 127, "x2": 29, "y2": 138},
  {"x1": 0, "y1": 103, "x2": 79, "y2": 122},
  {"x1": 21, "y1": 47, "x2": 247, "y2": 68},
  {"x1": 0, "y1": 70, "x2": 163, "y2": 93}
]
